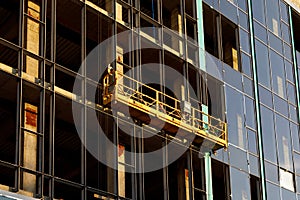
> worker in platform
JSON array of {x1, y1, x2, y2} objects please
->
[
  {"x1": 103, "y1": 64, "x2": 117, "y2": 102},
  {"x1": 107, "y1": 64, "x2": 116, "y2": 93}
]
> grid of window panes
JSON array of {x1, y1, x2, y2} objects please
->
[
  {"x1": 253, "y1": 0, "x2": 300, "y2": 199},
  {"x1": 204, "y1": 0, "x2": 300, "y2": 200},
  {"x1": 202, "y1": 0, "x2": 262, "y2": 199},
  {"x1": 0, "y1": 0, "x2": 214, "y2": 199},
  {"x1": 1, "y1": 0, "x2": 300, "y2": 199}
]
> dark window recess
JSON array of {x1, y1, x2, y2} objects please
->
[
  {"x1": 0, "y1": 165, "x2": 15, "y2": 188},
  {"x1": 250, "y1": 175, "x2": 262, "y2": 200},
  {"x1": 0, "y1": 44, "x2": 18, "y2": 69},
  {"x1": 54, "y1": 181, "x2": 82, "y2": 200},
  {"x1": 203, "y1": 3, "x2": 240, "y2": 71},
  {"x1": 86, "y1": 110, "x2": 116, "y2": 194},
  {"x1": 0, "y1": 0, "x2": 20, "y2": 44},
  {"x1": 0, "y1": 73, "x2": 17, "y2": 164},
  {"x1": 143, "y1": 134, "x2": 164, "y2": 200},
  {"x1": 144, "y1": 164, "x2": 164, "y2": 200},
  {"x1": 54, "y1": 96, "x2": 82, "y2": 183},
  {"x1": 161, "y1": 0, "x2": 181, "y2": 32},
  {"x1": 168, "y1": 152, "x2": 189, "y2": 200},
  {"x1": 140, "y1": 0, "x2": 158, "y2": 21},
  {"x1": 292, "y1": 10, "x2": 300, "y2": 64},
  {"x1": 212, "y1": 159, "x2": 231, "y2": 200},
  {"x1": 56, "y1": 0, "x2": 82, "y2": 73}
]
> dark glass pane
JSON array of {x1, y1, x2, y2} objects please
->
[
  {"x1": 240, "y1": 28, "x2": 250, "y2": 54},
  {"x1": 220, "y1": 0, "x2": 238, "y2": 23},
  {"x1": 226, "y1": 86, "x2": 246, "y2": 148},
  {"x1": 265, "y1": 161, "x2": 279, "y2": 183},
  {"x1": 275, "y1": 114, "x2": 293, "y2": 171},
  {"x1": 248, "y1": 129, "x2": 258, "y2": 154},
  {"x1": 255, "y1": 40, "x2": 271, "y2": 88},
  {"x1": 281, "y1": 23, "x2": 291, "y2": 43},
  {"x1": 291, "y1": 123, "x2": 300, "y2": 152},
  {"x1": 228, "y1": 145, "x2": 247, "y2": 171},
  {"x1": 252, "y1": 0, "x2": 265, "y2": 24},
  {"x1": 297, "y1": 176, "x2": 300, "y2": 193},
  {"x1": 260, "y1": 106, "x2": 277, "y2": 163},
  {"x1": 242, "y1": 54, "x2": 253, "y2": 77},
  {"x1": 287, "y1": 83, "x2": 296, "y2": 105},
  {"x1": 254, "y1": 21, "x2": 267, "y2": 43},
  {"x1": 273, "y1": 95, "x2": 288, "y2": 117},
  {"x1": 245, "y1": 97, "x2": 256, "y2": 129},
  {"x1": 243, "y1": 76, "x2": 254, "y2": 97},
  {"x1": 294, "y1": 152, "x2": 300, "y2": 175},
  {"x1": 269, "y1": 32, "x2": 283, "y2": 54},
  {"x1": 230, "y1": 167, "x2": 251, "y2": 199},
  {"x1": 280, "y1": 1, "x2": 289, "y2": 23},
  {"x1": 259, "y1": 86, "x2": 273, "y2": 108},
  {"x1": 237, "y1": 0, "x2": 247, "y2": 12},
  {"x1": 282, "y1": 188, "x2": 296, "y2": 199},
  {"x1": 239, "y1": 10, "x2": 248, "y2": 30},
  {"x1": 289, "y1": 104, "x2": 298, "y2": 122},
  {"x1": 270, "y1": 50, "x2": 286, "y2": 98},
  {"x1": 266, "y1": 0, "x2": 280, "y2": 36},
  {"x1": 224, "y1": 64, "x2": 242, "y2": 90},
  {"x1": 285, "y1": 60, "x2": 294, "y2": 82},
  {"x1": 266, "y1": 182, "x2": 280, "y2": 199},
  {"x1": 249, "y1": 154, "x2": 259, "y2": 176}
]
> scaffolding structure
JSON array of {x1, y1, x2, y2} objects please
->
[{"x1": 103, "y1": 71, "x2": 228, "y2": 150}]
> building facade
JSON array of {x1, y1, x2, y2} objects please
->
[{"x1": 0, "y1": 0, "x2": 300, "y2": 199}]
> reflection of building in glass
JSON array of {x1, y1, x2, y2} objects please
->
[{"x1": 0, "y1": 0, "x2": 300, "y2": 199}]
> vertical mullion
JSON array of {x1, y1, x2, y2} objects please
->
[
  {"x1": 81, "y1": 2, "x2": 87, "y2": 200},
  {"x1": 248, "y1": 1, "x2": 267, "y2": 200},
  {"x1": 15, "y1": 0, "x2": 25, "y2": 192},
  {"x1": 163, "y1": 138, "x2": 168, "y2": 200},
  {"x1": 187, "y1": 150, "x2": 193, "y2": 200},
  {"x1": 50, "y1": 0, "x2": 56, "y2": 198}
]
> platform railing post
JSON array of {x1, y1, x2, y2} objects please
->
[{"x1": 156, "y1": 91, "x2": 159, "y2": 111}]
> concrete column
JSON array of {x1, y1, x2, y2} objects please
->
[
  {"x1": 26, "y1": 0, "x2": 40, "y2": 77},
  {"x1": 116, "y1": 46, "x2": 124, "y2": 93},
  {"x1": 118, "y1": 144, "x2": 126, "y2": 197},
  {"x1": 23, "y1": 103, "x2": 38, "y2": 193},
  {"x1": 185, "y1": 169, "x2": 190, "y2": 200},
  {"x1": 115, "y1": 3, "x2": 122, "y2": 23},
  {"x1": 171, "y1": 8, "x2": 183, "y2": 54},
  {"x1": 106, "y1": 0, "x2": 122, "y2": 21}
]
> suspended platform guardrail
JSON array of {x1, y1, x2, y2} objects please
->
[{"x1": 103, "y1": 71, "x2": 228, "y2": 151}]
